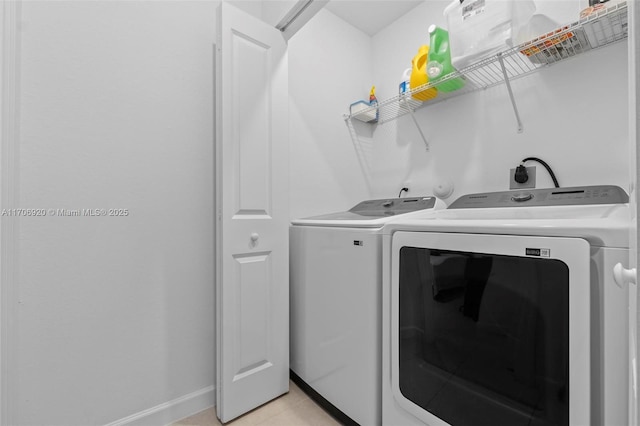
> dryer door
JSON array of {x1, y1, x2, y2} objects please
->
[{"x1": 390, "y1": 232, "x2": 590, "y2": 426}]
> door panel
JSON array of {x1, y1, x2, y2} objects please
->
[
  {"x1": 234, "y1": 252, "x2": 272, "y2": 378},
  {"x1": 232, "y1": 31, "x2": 272, "y2": 217},
  {"x1": 216, "y1": 2, "x2": 289, "y2": 423}
]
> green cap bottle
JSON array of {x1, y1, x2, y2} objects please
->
[{"x1": 426, "y1": 25, "x2": 465, "y2": 93}]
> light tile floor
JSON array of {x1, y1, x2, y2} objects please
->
[{"x1": 172, "y1": 380, "x2": 341, "y2": 426}]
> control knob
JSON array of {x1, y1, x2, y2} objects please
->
[{"x1": 511, "y1": 193, "x2": 533, "y2": 202}]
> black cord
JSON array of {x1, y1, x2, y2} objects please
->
[
  {"x1": 398, "y1": 187, "x2": 409, "y2": 198},
  {"x1": 521, "y1": 157, "x2": 560, "y2": 188}
]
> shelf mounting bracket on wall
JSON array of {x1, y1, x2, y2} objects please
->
[
  {"x1": 343, "y1": 116, "x2": 374, "y2": 194},
  {"x1": 497, "y1": 53, "x2": 524, "y2": 133},
  {"x1": 408, "y1": 110, "x2": 430, "y2": 151},
  {"x1": 401, "y1": 98, "x2": 430, "y2": 151}
]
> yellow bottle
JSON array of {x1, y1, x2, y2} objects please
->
[{"x1": 410, "y1": 45, "x2": 438, "y2": 101}]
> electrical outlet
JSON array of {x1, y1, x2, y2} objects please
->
[{"x1": 509, "y1": 166, "x2": 536, "y2": 189}]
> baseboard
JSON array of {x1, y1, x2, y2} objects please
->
[{"x1": 105, "y1": 386, "x2": 215, "y2": 426}]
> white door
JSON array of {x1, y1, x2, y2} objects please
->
[{"x1": 215, "y1": 2, "x2": 289, "y2": 423}]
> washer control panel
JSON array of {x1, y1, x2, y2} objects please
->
[
  {"x1": 349, "y1": 196, "x2": 436, "y2": 216},
  {"x1": 448, "y1": 185, "x2": 629, "y2": 209}
]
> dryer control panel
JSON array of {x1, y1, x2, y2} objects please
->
[{"x1": 448, "y1": 185, "x2": 629, "y2": 209}]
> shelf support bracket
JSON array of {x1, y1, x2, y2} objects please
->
[
  {"x1": 497, "y1": 53, "x2": 524, "y2": 133},
  {"x1": 401, "y1": 98, "x2": 429, "y2": 151},
  {"x1": 343, "y1": 117, "x2": 374, "y2": 194}
]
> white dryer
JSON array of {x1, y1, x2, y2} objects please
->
[
  {"x1": 381, "y1": 185, "x2": 632, "y2": 426},
  {"x1": 290, "y1": 196, "x2": 444, "y2": 426}
]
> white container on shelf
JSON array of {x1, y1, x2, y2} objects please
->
[
  {"x1": 444, "y1": 0, "x2": 536, "y2": 70},
  {"x1": 399, "y1": 68, "x2": 411, "y2": 94}
]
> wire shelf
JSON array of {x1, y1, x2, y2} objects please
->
[{"x1": 347, "y1": 1, "x2": 628, "y2": 125}]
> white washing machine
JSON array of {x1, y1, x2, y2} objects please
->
[
  {"x1": 290, "y1": 196, "x2": 444, "y2": 425},
  {"x1": 381, "y1": 185, "x2": 633, "y2": 426}
]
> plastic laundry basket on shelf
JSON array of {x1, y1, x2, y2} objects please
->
[{"x1": 444, "y1": 0, "x2": 536, "y2": 70}]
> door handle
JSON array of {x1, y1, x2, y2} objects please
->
[
  {"x1": 250, "y1": 232, "x2": 259, "y2": 242},
  {"x1": 613, "y1": 263, "x2": 637, "y2": 287}
]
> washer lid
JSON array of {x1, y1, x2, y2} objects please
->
[{"x1": 291, "y1": 196, "x2": 438, "y2": 227}]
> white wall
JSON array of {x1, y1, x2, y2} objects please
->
[
  {"x1": 7, "y1": 0, "x2": 631, "y2": 423},
  {"x1": 369, "y1": 0, "x2": 629, "y2": 202},
  {"x1": 289, "y1": 0, "x2": 628, "y2": 214},
  {"x1": 228, "y1": 0, "x2": 264, "y2": 20},
  {"x1": 15, "y1": 1, "x2": 217, "y2": 424},
  {"x1": 288, "y1": 9, "x2": 372, "y2": 219}
]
